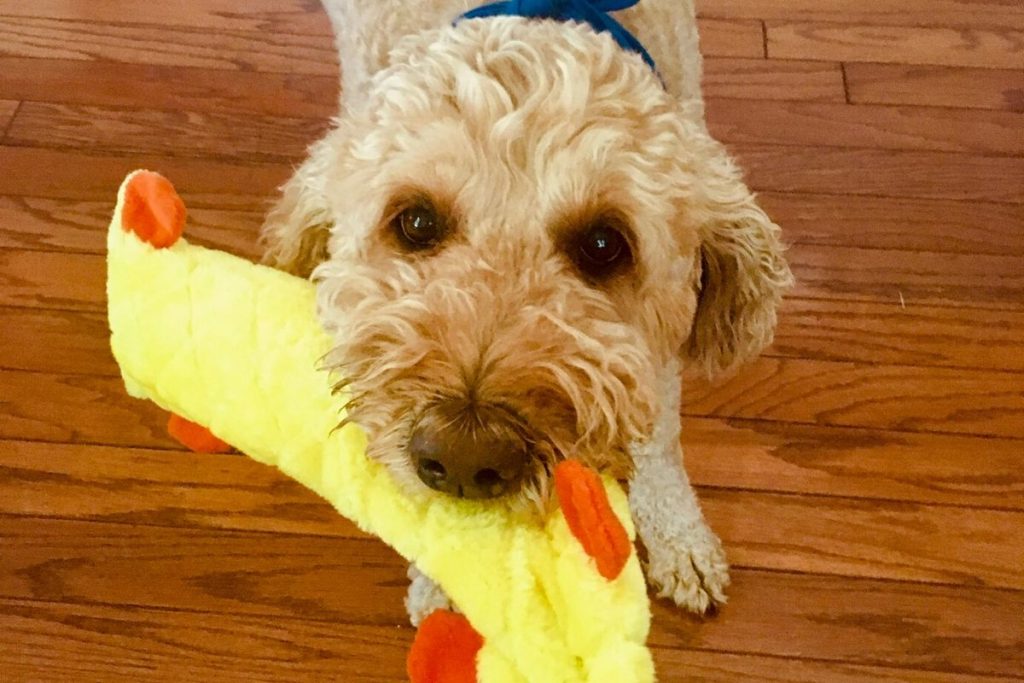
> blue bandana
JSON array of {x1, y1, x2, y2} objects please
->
[{"x1": 458, "y1": 0, "x2": 658, "y2": 75}]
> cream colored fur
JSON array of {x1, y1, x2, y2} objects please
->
[{"x1": 261, "y1": 0, "x2": 792, "y2": 619}]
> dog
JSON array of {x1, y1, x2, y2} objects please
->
[{"x1": 260, "y1": 0, "x2": 792, "y2": 623}]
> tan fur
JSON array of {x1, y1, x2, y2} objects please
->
[{"x1": 261, "y1": 1, "x2": 792, "y2": 616}]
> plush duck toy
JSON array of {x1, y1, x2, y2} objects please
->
[{"x1": 106, "y1": 171, "x2": 656, "y2": 683}]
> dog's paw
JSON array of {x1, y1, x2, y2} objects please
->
[
  {"x1": 405, "y1": 564, "x2": 453, "y2": 627},
  {"x1": 643, "y1": 526, "x2": 730, "y2": 614}
]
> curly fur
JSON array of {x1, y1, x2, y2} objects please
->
[{"x1": 261, "y1": 0, "x2": 792, "y2": 616}]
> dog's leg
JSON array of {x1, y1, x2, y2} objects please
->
[
  {"x1": 405, "y1": 564, "x2": 453, "y2": 626},
  {"x1": 628, "y1": 367, "x2": 729, "y2": 614}
]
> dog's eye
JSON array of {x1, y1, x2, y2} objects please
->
[
  {"x1": 393, "y1": 205, "x2": 445, "y2": 249},
  {"x1": 576, "y1": 223, "x2": 631, "y2": 278}
]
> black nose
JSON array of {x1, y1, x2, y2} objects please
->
[{"x1": 409, "y1": 402, "x2": 529, "y2": 499}]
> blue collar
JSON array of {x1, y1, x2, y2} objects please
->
[{"x1": 458, "y1": 0, "x2": 659, "y2": 76}]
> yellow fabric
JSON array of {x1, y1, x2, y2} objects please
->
[{"x1": 106, "y1": 171, "x2": 655, "y2": 683}]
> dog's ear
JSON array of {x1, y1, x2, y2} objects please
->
[
  {"x1": 684, "y1": 159, "x2": 793, "y2": 377},
  {"x1": 259, "y1": 137, "x2": 337, "y2": 278}
]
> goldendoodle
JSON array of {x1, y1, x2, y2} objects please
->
[{"x1": 260, "y1": 0, "x2": 792, "y2": 622}]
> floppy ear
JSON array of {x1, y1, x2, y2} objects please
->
[
  {"x1": 259, "y1": 135, "x2": 336, "y2": 278},
  {"x1": 685, "y1": 159, "x2": 793, "y2": 377}
]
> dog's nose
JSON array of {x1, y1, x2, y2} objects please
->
[{"x1": 409, "y1": 402, "x2": 528, "y2": 499}]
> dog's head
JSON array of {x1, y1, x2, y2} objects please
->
[{"x1": 310, "y1": 18, "x2": 791, "y2": 505}]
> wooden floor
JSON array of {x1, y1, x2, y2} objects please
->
[{"x1": 2, "y1": 1, "x2": 1023, "y2": 681}]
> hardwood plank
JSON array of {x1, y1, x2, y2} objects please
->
[
  {"x1": 683, "y1": 357, "x2": 1024, "y2": 439},
  {"x1": 772, "y1": 298, "x2": 1024, "y2": 372},
  {"x1": 697, "y1": 18, "x2": 765, "y2": 59},
  {"x1": 4, "y1": 440, "x2": 1019, "y2": 590},
  {"x1": 0, "y1": 99, "x2": 17, "y2": 135},
  {"x1": 0, "y1": 441, "x2": 365, "y2": 538},
  {"x1": 0, "y1": 147, "x2": 288, "y2": 204},
  {"x1": 3, "y1": 516, "x2": 1020, "y2": 679},
  {"x1": 9, "y1": 294, "x2": 1021, "y2": 382},
  {"x1": 732, "y1": 144, "x2": 1024, "y2": 203},
  {"x1": 766, "y1": 22, "x2": 1024, "y2": 69},
  {"x1": 845, "y1": 62, "x2": 1024, "y2": 113},
  {"x1": 649, "y1": 572, "x2": 1024, "y2": 678},
  {"x1": 0, "y1": 0, "x2": 333, "y2": 36},
  {"x1": 682, "y1": 417, "x2": 1024, "y2": 512},
  {"x1": 786, "y1": 244, "x2": 1024, "y2": 310},
  {"x1": 700, "y1": 489, "x2": 1024, "y2": 590},
  {"x1": 5, "y1": 413, "x2": 1023, "y2": 530},
  {"x1": 0, "y1": 195, "x2": 263, "y2": 258},
  {"x1": 0, "y1": 517, "x2": 407, "y2": 623},
  {"x1": 707, "y1": 99, "x2": 1024, "y2": 155},
  {"x1": 0, "y1": 308, "x2": 117, "y2": 376},
  {"x1": 653, "y1": 648, "x2": 1022, "y2": 683},
  {"x1": 5, "y1": 102, "x2": 325, "y2": 163},
  {"x1": 0, "y1": 370, "x2": 178, "y2": 448},
  {"x1": 703, "y1": 58, "x2": 846, "y2": 103},
  {"x1": 0, "y1": 17, "x2": 338, "y2": 75},
  {"x1": 0, "y1": 250, "x2": 106, "y2": 310},
  {"x1": 0, "y1": 57, "x2": 337, "y2": 118},
  {"x1": 760, "y1": 192, "x2": 1024, "y2": 257},
  {"x1": 8, "y1": 238, "x2": 1022, "y2": 320},
  {"x1": 6, "y1": 188, "x2": 1020, "y2": 265},
  {"x1": 0, "y1": 599, "x2": 410, "y2": 682},
  {"x1": 696, "y1": 0, "x2": 1024, "y2": 29}
]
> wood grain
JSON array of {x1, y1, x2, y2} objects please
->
[
  {"x1": 0, "y1": 17, "x2": 338, "y2": 75},
  {"x1": 0, "y1": 147, "x2": 288, "y2": 205},
  {"x1": 786, "y1": 244, "x2": 1024, "y2": 309},
  {"x1": 3, "y1": 514, "x2": 1020, "y2": 679},
  {"x1": 4, "y1": 440, "x2": 1020, "y2": 589},
  {"x1": 771, "y1": 298, "x2": 1024, "y2": 372},
  {"x1": 0, "y1": 250, "x2": 106, "y2": 310},
  {"x1": 682, "y1": 416, "x2": 1024, "y2": 511},
  {"x1": 0, "y1": 599, "x2": 410, "y2": 682},
  {"x1": 0, "y1": 195, "x2": 263, "y2": 258},
  {"x1": 0, "y1": 57, "x2": 338, "y2": 118},
  {"x1": 700, "y1": 489, "x2": 1024, "y2": 589},
  {"x1": 845, "y1": 63, "x2": 1024, "y2": 112},
  {"x1": 696, "y1": 0, "x2": 1024, "y2": 29},
  {"x1": 0, "y1": 517, "x2": 407, "y2": 624},
  {"x1": 759, "y1": 192, "x2": 1024, "y2": 257},
  {"x1": 732, "y1": 144, "x2": 1024, "y2": 203},
  {"x1": 706, "y1": 99, "x2": 1024, "y2": 155},
  {"x1": 649, "y1": 572, "x2": 1024, "y2": 678},
  {"x1": 8, "y1": 238, "x2": 1023, "y2": 317},
  {"x1": 0, "y1": 441, "x2": 365, "y2": 537},
  {"x1": 653, "y1": 648, "x2": 1023, "y2": 683},
  {"x1": 0, "y1": 99, "x2": 17, "y2": 135},
  {"x1": 5, "y1": 102, "x2": 326, "y2": 163},
  {"x1": 5, "y1": 404, "x2": 1023, "y2": 521},
  {"x1": 766, "y1": 22, "x2": 1024, "y2": 69},
  {"x1": 8, "y1": 189, "x2": 1022, "y2": 261},
  {"x1": 696, "y1": 18, "x2": 765, "y2": 59},
  {"x1": 0, "y1": 0, "x2": 334, "y2": 36},
  {"x1": 0, "y1": 307, "x2": 118, "y2": 376},
  {"x1": 8, "y1": 295, "x2": 1021, "y2": 381},
  {"x1": 703, "y1": 58, "x2": 846, "y2": 102},
  {"x1": 0, "y1": 370, "x2": 178, "y2": 448},
  {"x1": 683, "y1": 357, "x2": 1024, "y2": 438}
]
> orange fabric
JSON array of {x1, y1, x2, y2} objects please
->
[
  {"x1": 121, "y1": 171, "x2": 186, "y2": 248},
  {"x1": 407, "y1": 610, "x2": 483, "y2": 683},
  {"x1": 554, "y1": 460, "x2": 631, "y2": 581},
  {"x1": 167, "y1": 413, "x2": 233, "y2": 454}
]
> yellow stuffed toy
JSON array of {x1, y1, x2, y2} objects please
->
[{"x1": 106, "y1": 170, "x2": 656, "y2": 683}]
